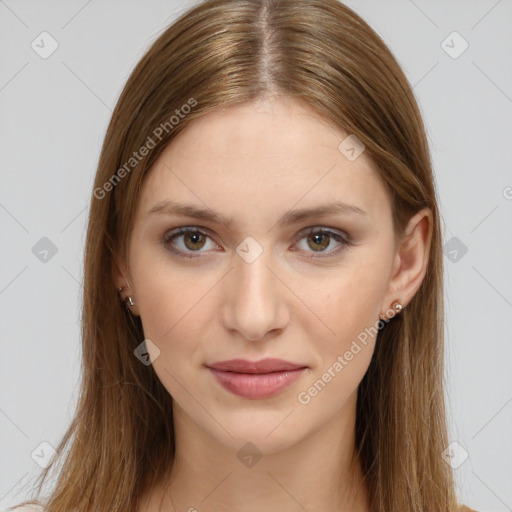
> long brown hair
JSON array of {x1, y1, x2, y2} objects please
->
[{"x1": 11, "y1": 0, "x2": 467, "y2": 511}]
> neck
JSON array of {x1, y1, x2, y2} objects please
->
[{"x1": 141, "y1": 390, "x2": 370, "y2": 512}]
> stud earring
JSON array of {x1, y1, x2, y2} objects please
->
[
  {"x1": 392, "y1": 301, "x2": 403, "y2": 313},
  {"x1": 379, "y1": 300, "x2": 403, "y2": 320},
  {"x1": 118, "y1": 287, "x2": 136, "y2": 309}
]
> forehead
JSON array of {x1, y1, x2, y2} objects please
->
[{"x1": 137, "y1": 97, "x2": 391, "y2": 228}]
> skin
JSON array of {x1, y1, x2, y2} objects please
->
[{"x1": 114, "y1": 95, "x2": 432, "y2": 512}]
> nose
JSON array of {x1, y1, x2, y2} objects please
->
[{"x1": 221, "y1": 248, "x2": 290, "y2": 342}]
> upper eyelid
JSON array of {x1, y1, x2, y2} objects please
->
[{"x1": 164, "y1": 224, "x2": 348, "y2": 238}]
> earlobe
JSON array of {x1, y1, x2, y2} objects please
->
[
  {"x1": 112, "y1": 250, "x2": 141, "y2": 316},
  {"x1": 379, "y1": 300, "x2": 403, "y2": 321},
  {"x1": 117, "y1": 286, "x2": 140, "y2": 316}
]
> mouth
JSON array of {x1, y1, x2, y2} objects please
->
[{"x1": 206, "y1": 358, "x2": 308, "y2": 399}]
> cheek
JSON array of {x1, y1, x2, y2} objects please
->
[
  {"x1": 294, "y1": 271, "x2": 384, "y2": 410},
  {"x1": 130, "y1": 246, "x2": 211, "y2": 338},
  {"x1": 133, "y1": 266, "x2": 210, "y2": 398},
  {"x1": 301, "y1": 257, "x2": 389, "y2": 362}
]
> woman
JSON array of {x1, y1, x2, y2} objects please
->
[{"x1": 10, "y1": 0, "x2": 477, "y2": 511}]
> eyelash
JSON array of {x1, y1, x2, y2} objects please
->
[{"x1": 162, "y1": 226, "x2": 352, "y2": 260}]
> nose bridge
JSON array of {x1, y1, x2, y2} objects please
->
[
  {"x1": 236, "y1": 249, "x2": 274, "y2": 303},
  {"x1": 222, "y1": 245, "x2": 288, "y2": 340}
]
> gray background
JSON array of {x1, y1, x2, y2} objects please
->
[{"x1": 1, "y1": 0, "x2": 511, "y2": 510}]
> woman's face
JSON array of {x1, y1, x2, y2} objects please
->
[{"x1": 116, "y1": 95, "x2": 418, "y2": 454}]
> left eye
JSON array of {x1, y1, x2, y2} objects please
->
[
  {"x1": 293, "y1": 228, "x2": 350, "y2": 257},
  {"x1": 163, "y1": 227, "x2": 351, "y2": 259}
]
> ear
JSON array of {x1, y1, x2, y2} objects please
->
[
  {"x1": 112, "y1": 247, "x2": 141, "y2": 317},
  {"x1": 381, "y1": 207, "x2": 433, "y2": 317}
]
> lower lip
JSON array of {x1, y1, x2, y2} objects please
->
[{"x1": 207, "y1": 367, "x2": 307, "y2": 399}]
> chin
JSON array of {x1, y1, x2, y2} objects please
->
[{"x1": 205, "y1": 411, "x2": 307, "y2": 455}]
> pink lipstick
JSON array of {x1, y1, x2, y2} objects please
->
[{"x1": 206, "y1": 358, "x2": 308, "y2": 399}]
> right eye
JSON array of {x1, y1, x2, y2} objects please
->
[{"x1": 163, "y1": 227, "x2": 221, "y2": 259}]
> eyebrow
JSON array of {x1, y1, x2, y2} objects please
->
[{"x1": 146, "y1": 199, "x2": 367, "y2": 229}]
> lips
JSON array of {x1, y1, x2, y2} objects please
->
[
  {"x1": 206, "y1": 358, "x2": 306, "y2": 373},
  {"x1": 206, "y1": 358, "x2": 308, "y2": 399}
]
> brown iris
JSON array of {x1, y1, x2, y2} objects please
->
[
  {"x1": 307, "y1": 232, "x2": 330, "y2": 251},
  {"x1": 183, "y1": 232, "x2": 207, "y2": 251}
]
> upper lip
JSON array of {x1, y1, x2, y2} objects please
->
[{"x1": 206, "y1": 358, "x2": 307, "y2": 374}]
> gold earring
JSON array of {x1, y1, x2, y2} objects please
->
[
  {"x1": 392, "y1": 301, "x2": 403, "y2": 313},
  {"x1": 380, "y1": 300, "x2": 403, "y2": 320}
]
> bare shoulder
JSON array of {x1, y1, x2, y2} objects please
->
[{"x1": 5, "y1": 503, "x2": 45, "y2": 512}]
